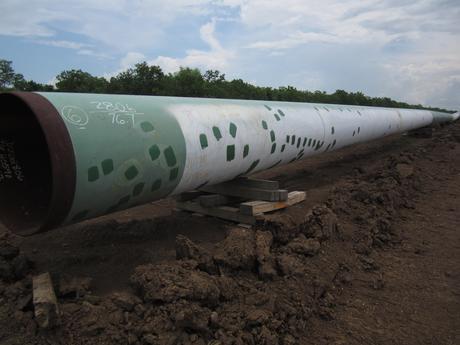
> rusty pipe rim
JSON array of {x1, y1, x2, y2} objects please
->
[{"x1": 0, "y1": 92, "x2": 76, "y2": 235}]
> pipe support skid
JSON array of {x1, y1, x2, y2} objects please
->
[{"x1": 0, "y1": 92, "x2": 455, "y2": 234}]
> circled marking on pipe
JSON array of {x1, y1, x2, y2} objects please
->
[{"x1": 61, "y1": 105, "x2": 89, "y2": 128}]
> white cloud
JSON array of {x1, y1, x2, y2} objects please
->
[
  {"x1": 120, "y1": 52, "x2": 146, "y2": 70},
  {"x1": 34, "y1": 39, "x2": 91, "y2": 50},
  {"x1": 148, "y1": 20, "x2": 234, "y2": 73}
]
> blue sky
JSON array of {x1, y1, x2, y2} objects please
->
[{"x1": 0, "y1": 0, "x2": 459, "y2": 109}]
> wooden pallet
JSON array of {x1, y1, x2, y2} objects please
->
[{"x1": 176, "y1": 177, "x2": 305, "y2": 225}]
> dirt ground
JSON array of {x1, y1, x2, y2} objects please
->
[{"x1": 1, "y1": 121, "x2": 459, "y2": 345}]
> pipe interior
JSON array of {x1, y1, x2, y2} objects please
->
[{"x1": 0, "y1": 94, "x2": 52, "y2": 235}]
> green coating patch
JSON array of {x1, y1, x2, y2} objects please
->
[
  {"x1": 331, "y1": 126, "x2": 335, "y2": 134},
  {"x1": 164, "y1": 146, "x2": 177, "y2": 167},
  {"x1": 229, "y1": 123, "x2": 237, "y2": 138},
  {"x1": 332, "y1": 139, "x2": 337, "y2": 147},
  {"x1": 213, "y1": 126, "x2": 222, "y2": 141},
  {"x1": 270, "y1": 130, "x2": 276, "y2": 142},
  {"x1": 291, "y1": 135, "x2": 296, "y2": 145},
  {"x1": 308, "y1": 138, "x2": 312, "y2": 146},
  {"x1": 71, "y1": 210, "x2": 89, "y2": 222},
  {"x1": 119, "y1": 195, "x2": 130, "y2": 205},
  {"x1": 88, "y1": 166, "x2": 99, "y2": 182},
  {"x1": 199, "y1": 134, "x2": 208, "y2": 149},
  {"x1": 140, "y1": 121, "x2": 155, "y2": 132},
  {"x1": 151, "y1": 179, "x2": 162, "y2": 192},
  {"x1": 312, "y1": 139, "x2": 316, "y2": 147},
  {"x1": 149, "y1": 145, "x2": 161, "y2": 161},
  {"x1": 101, "y1": 159, "x2": 114, "y2": 175},
  {"x1": 125, "y1": 165, "x2": 139, "y2": 181},
  {"x1": 358, "y1": 127, "x2": 361, "y2": 134},
  {"x1": 227, "y1": 145, "x2": 235, "y2": 161},
  {"x1": 286, "y1": 135, "x2": 290, "y2": 143},
  {"x1": 268, "y1": 160, "x2": 282, "y2": 169},
  {"x1": 353, "y1": 130, "x2": 356, "y2": 136},
  {"x1": 245, "y1": 159, "x2": 260, "y2": 174},
  {"x1": 243, "y1": 144, "x2": 249, "y2": 158},
  {"x1": 281, "y1": 144, "x2": 286, "y2": 152},
  {"x1": 274, "y1": 114, "x2": 280, "y2": 121},
  {"x1": 42, "y1": 92, "x2": 188, "y2": 225},
  {"x1": 132, "y1": 183, "x2": 145, "y2": 197},
  {"x1": 303, "y1": 138, "x2": 307, "y2": 147},
  {"x1": 169, "y1": 168, "x2": 179, "y2": 181},
  {"x1": 271, "y1": 143, "x2": 277, "y2": 154},
  {"x1": 297, "y1": 137, "x2": 301, "y2": 148},
  {"x1": 278, "y1": 109, "x2": 285, "y2": 117},
  {"x1": 264, "y1": 105, "x2": 272, "y2": 111},
  {"x1": 262, "y1": 120, "x2": 268, "y2": 130}
]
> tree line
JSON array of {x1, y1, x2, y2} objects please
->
[{"x1": 0, "y1": 59, "x2": 453, "y2": 113}]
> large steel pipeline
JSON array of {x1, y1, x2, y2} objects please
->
[{"x1": 0, "y1": 92, "x2": 458, "y2": 235}]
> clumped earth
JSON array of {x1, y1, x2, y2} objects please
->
[{"x1": 1, "y1": 122, "x2": 459, "y2": 345}]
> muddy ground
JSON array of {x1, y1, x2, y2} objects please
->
[{"x1": 1, "y1": 121, "x2": 459, "y2": 345}]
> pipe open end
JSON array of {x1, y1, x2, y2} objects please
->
[{"x1": 0, "y1": 92, "x2": 76, "y2": 236}]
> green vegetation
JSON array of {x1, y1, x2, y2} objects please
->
[{"x1": 0, "y1": 59, "x2": 453, "y2": 113}]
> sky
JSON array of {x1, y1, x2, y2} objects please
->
[{"x1": 0, "y1": 0, "x2": 459, "y2": 110}]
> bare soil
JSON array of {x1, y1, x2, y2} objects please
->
[{"x1": 1, "y1": 121, "x2": 459, "y2": 345}]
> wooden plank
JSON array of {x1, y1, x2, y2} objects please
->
[
  {"x1": 239, "y1": 191, "x2": 306, "y2": 216},
  {"x1": 33, "y1": 272, "x2": 60, "y2": 329},
  {"x1": 233, "y1": 177, "x2": 280, "y2": 190},
  {"x1": 198, "y1": 194, "x2": 232, "y2": 208},
  {"x1": 177, "y1": 201, "x2": 258, "y2": 224},
  {"x1": 175, "y1": 190, "x2": 203, "y2": 202},
  {"x1": 200, "y1": 183, "x2": 288, "y2": 201}
]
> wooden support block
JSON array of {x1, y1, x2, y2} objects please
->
[
  {"x1": 176, "y1": 190, "x2": 203, "y2": 202},
  {"x1": 198, "y1": 194, "x2": 232, "y2": 208},
  {"x1": 177, "y1": 201, "x2": 259, "y2": 224},
  {"x1": 239, "y1": 191, "x2": 306, "y2": 216},
  {"x1": 233, "y1": 177, "x2": 280, "y2": 190},
  {"x1": 33, "y1": 272, "x2": 60, "y2": 329},
  {"x1": 200, "y1": 183, "x2": 288, "y2": 201}
]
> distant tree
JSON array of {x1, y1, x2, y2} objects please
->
[
  {"x1": 0, "y1": 59, "x2": 25, "y2": 90},
  {"x1": 14, "y1": 79, "x2": 54, "y2": 92},
  {"x1": 109, "y1": 62, "x2": 164, "y2": 95},
  {"x1": 167, "y1": 67, "x2": 205, "y2": 97},
  {"x1": 55, "y1": 69, "x2": 108, "y2": 93}
]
